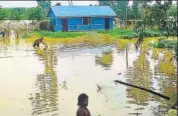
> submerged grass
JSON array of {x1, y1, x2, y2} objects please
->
[{"x1": 25, "y1": 34, "x2": 114, "y2": 46}]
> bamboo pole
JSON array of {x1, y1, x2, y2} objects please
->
[{"x1": 114, "y1": 80, "x2": 170, "y2": 100}]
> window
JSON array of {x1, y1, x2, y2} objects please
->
[{"x1": 83, "y1": 18, "x2": 89, "y2": 25}]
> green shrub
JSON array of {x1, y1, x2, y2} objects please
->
[
  {"x1": 39, "y1": 20, "x2": 50, "y2": 30},
  {"x1": 22, "y1": 32, "x2": 32, "y2": 39},
  {"x1": 153, "y1": 39, "x2": 177, "y2": 49}
]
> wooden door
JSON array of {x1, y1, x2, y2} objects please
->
[
  {"x1": 105, "y1": 18, "x2": 110, "y2": 30},
  {"x1": 62, "y1": 18, "x2": 68, "y2": 32}
]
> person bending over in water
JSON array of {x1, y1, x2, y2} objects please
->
[
  {"x1": 76, "y1": 93, "x2": 91, "y2": 116},
  {"x1": 33, "y1": 37, "x2": 47, "y2": 48}
]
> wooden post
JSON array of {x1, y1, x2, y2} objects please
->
[{"x1": 126, "y1": 45, "x2": 128, "y2": 69}]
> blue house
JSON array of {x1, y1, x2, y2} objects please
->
[{"x1": 47, "y1": 6, "x2": 116, "y2": 32}]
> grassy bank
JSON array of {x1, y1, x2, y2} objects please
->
[
  {"x1": 152, "y1": 38, "x2": 177, "y2": 61},
  {"x1": 97, "y1": 29, "x2": 136, "y2": 39},
  {"x1": 97, "y1": 29, "x2": 175, "y2": 39},
  {"x1": 24, "y1": 28, "x2": 176, "y2": 40},
  {"x1": 29, "y1": 30, "x2": 87, "y2": 38},
  {"x1": 25, "y1": 29, "x2": 164, "y2": 39}
]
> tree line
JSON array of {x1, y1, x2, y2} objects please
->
[
  {"x1": 0, "y1": 0, "x2": 176, "y2": 21},
  {"x1": 0, "y1": 0, "x2": 57, "y2": 20},
  {"x1": 99, "y1": 0, "x2": 176, "y2": 20},
  {"x1": 0, "y1": 0, "x2": 177, "y2": 38}
]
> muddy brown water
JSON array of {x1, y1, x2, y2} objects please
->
[{"x1": 0, "y1": 37, "x2": 177, "y2": 116}]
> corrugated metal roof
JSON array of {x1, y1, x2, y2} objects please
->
[{"x1": 49, "y1": 6, "x2": 116, "y2": 17}]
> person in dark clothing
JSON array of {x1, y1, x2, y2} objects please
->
[
  {"x1": 76, "y1": 93, "x2": 91, "y2": 116},
  {"x1": 0, "y1": 30, "x2": 5, "y2": 37},
  {"x1": 33, "y1": 37, "x2": 47, "y2": 48}
]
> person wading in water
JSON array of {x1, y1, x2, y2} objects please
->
[
  {"x1": 0, "y1": 30, "x2": 5, "y2": 37},
  {"x1": 33, "y1": 37, "x2": 47, "y2": 48},
  {"x1": 76, "y1": 93, "x2": 91, "y2": 116}
]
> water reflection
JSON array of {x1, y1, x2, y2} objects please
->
[
  {"x1": 15, "y1": 38, "x2": 20, "y2": 46},
  {"x1": 95, "y1": 51, "x2": 113, "y2": 69},
  {"x1": 116, "y1": 39, "x2": 136, "y2": 54},
  {"x1": 0, "y1": 35, "x2": 176, "y2": 116},
  {"x1": 125, "y1": 45, "x2": 129, "y2": 69},
  {"x1": 151, "y1": 48, "x2": 161, "y2": 60},
  {"x1": 29, "y1": 47, "x2": 59, "y2": 115},
  {"x1": 157, "y1": 50, "x2": 176, "y2": 77},
  {"x1": 124, "y1": 40, "x2": 177, "y2": 115},
  {"x1": 126, "y1": 48, "x2": 151, "y2": 101},
  {"x1": 61, "y1": 80, "x2": 68, "y2": 90},
  {"x1": 154, "y1": 49, "x2": 177, "y2": 110},
  {"x1": 0, "y1": 38, "x2": 11, "y2": 56},
  {"x1": 125, "y1": 46, "x2": 152, "y2": 115},
  {"x1": 116, "y1": 40, "x2": 129, "y2": 53}
]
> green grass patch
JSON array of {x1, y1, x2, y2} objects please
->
[
  {"x1": 152, "y1": 38, "x2": 178, "y2": 61},
  {"x1": 22, "y1": 32, "x2": 33, "y2": 39},
  {"x1": 97, "y1": 29, "x2": 136, "y2": 39},
  {"x1": 26, "y1": 29, "x2": 175, "y2": 40},
  {"x1": 152, "y1": 39, "x2": 177, "y2": 49},
  {"x1": 144, "y1": 30, "x2": 169, "y2": 37},
  {"x1": 32, "y1": 30, "x2": 87, "y2": 38},
  {"x1": 97, "y1": 28, "x2": 175, "y2": 39}
]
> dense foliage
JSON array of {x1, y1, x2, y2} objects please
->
[{"x1": 0, "y1": 0, "x2": 51, "y2": 20}]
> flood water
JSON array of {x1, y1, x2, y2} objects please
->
[{"x1": 0, "y1": 37, "x2": 177, "y2": 116}]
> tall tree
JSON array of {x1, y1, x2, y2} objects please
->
[
  {"x1": 98, "y1": 1, "x2": 113, "y2": 6},
  {"x1": 0, "y1": 8, "x2": 11, "y2": 20},
  {"x1": 36, "y1": 0, "x2": 51, "y2": 19},
  {"x1": 28, "y1": 7, "x2": 44, "y2": 21},
  {"x1": 131, "y1": 0, "x2": 140, "y2": 19},
  {"x1": 135, "y1": 1, "x2": 177, "y2": 57},
  {"x1": 10, "y1": 8, "x2": 25, "y2": 20},
  {"x1": 98, "y1": 0, "x2": 129, "y2": 20},
  {"x1": 114, "y1": 0, "x2": 128, "y2": 20}
]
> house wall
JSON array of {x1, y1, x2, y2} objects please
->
[
  {"x1": 50, "y1": 16, "x2": 114, "y2": 32},
  {"x1": 49, "y1": 10, "x2": 61, "y2": 31},
  {"x1": 54, "y1": 18, "x2": 62, "y2": 31}
]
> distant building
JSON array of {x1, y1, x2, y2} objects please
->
[{"x1": 47, "y1": 6, "x2": 116, "y2": 32}]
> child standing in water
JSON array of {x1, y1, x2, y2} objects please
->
[{"x1": 76, "y1": 93, "x2": 91, "y2": 116}]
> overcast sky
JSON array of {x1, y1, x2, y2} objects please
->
[
  {"x1": 0, "y1": 1, "x2": 176, "y2": 8},
  {"x1": 0, "y1": 1, "x2": 99, "y2": 8}
]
